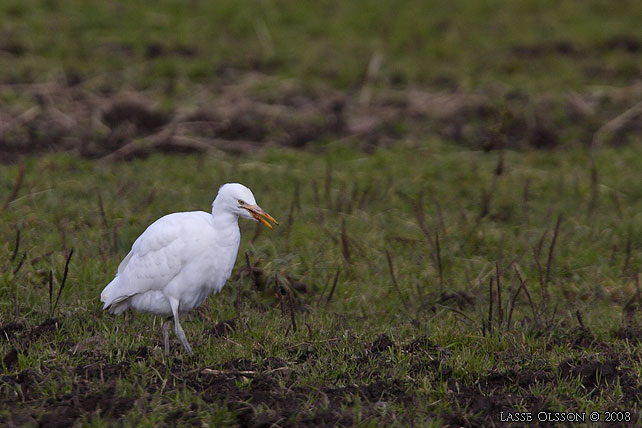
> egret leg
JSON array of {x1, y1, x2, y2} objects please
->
[
  {"x1": 169, "y1": 297, "x2": 192, "y2": 354},
  {"x1": 162, "y1": 318, "x2": 171, "y2": 355}
]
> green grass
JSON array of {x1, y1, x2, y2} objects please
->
[
  {"x1": 2, "y1": 144, "x2": 642, "y2": 425},
  {"x1": 1, "y1": 0, "x2": 640, "y2": 94},
  {"x1": 2, "y1": 0, "x2": 642, "y2": 425}
]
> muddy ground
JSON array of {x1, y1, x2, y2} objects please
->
[
  {"x1": 2, "y1": 314, "x2": 642, "y2": 427},
  {"x1": 1, "y1": 72, "x2": 641, "y2": 163}
]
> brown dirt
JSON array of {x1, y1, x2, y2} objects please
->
[
  {"x1": 1, "y1": 74, "x2": 641, "y2": 163},
  {"x1": 1, "y1": 328, "x2": 641, "y2": 427}
]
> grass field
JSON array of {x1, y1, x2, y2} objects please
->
[{"x1": 2, "y1": 0, "x2": 642, "y2": 427}]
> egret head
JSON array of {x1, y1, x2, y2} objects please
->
[{"x1": 214, "y1": 183, "x2": 278, "y2": 228}]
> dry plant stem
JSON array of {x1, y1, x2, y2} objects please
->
[
  {"x1": 435, "y1": 232, "x2": 443, "y2": 291},
  {"x1": 325, "y1": 268, "x2": 340, "y2": 306},
  {"x1": 52, "y1": 248, "x2": 74, "y2": 316},
  {"x1": 433, "y1": 197, "x2": 447, "y2": 238},
  {"x1": 496, "y1": 262, "x2": 503, "y2": 329},
  {"x1": 48, "y1": 270, "x2": 54, "y2": 315},
  {"x1": 324, "y1": 161, "x2": 332, "y2": 211},
  {"x1": 385, "y1": 249, "x2": 404, "y2": 301},
  {"x1": 2, "y1": 161, "x2": 26, "y2": 210},
  {"x1": 507, "y1": 277, "x2": 523, "y2": 329},
  {"x1": 575, "y1": 309, "x2": 585, "y2": 329},
  {"x1": 588, "y1": 160, "x2": 599, "y2": 213},
  {"x1": 592, "y1": 100, "x2": 642, "y2": 147},
  {"x1": 97, "y1": 194, "x2": 108, "y2": 228},
  {"x1": 514, "y1": 266, "x2": 538, "y2": 323},
  {"x1": 488, "y1": 276, "x2": 494, "y2": 335},
  {"x1": 544, "y1": 215, "x2": 562, "y2": 299},
  {"x1": 533, "y1": 248, "x2": 544, "y2": 299},
  {"x1": 10, "y1": 229, "x2": 20, "y2": 263},
  {"x1": 13, "y1": 253, "x2": 26, "y2": 275},
  {"x1": 341, "y1": 218, "x2": 351, "y2": 264}
]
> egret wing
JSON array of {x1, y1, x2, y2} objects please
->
[{"x1": 107, "y1": 212, "x2": 210, "y2": 303}]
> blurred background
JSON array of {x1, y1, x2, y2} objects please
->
[{"x1": 1, "y1": 0, "x2": 641, "y2": 160}]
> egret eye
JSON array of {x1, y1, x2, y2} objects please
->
[{"x1": 238, "y1": 199, "x2": 245, "y2": 205}]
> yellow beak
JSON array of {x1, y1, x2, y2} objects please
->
[{"x1": 241, "y1": 204, "x2": 278, "y2": 229}]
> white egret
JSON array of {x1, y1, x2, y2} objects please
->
[{"x1": 100, "y1": 183, "x2": 277, "y2": 354}]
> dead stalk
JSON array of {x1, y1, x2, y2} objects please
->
[
  {"x1": 10, "y1": 229, "x2": 20, "y2": 262},
  {"x1": 544, "y1": 215, "x2": 562, "y2": 296},
  {"x1": 589, "y1": 160, "x2": 599, "y2": 212},
  {"x1": 2, "y1": 161, "x2": 26, "y2": 211},
  {"x1": 435, "y1": 232, "x2": 443, "y2": 291},
  {"x1": 325, "y1": 268, "x2": 340, "y2": 306},
  {"x1": 533, "y1": 248, "x2": 544, "y2": 296},
  {"x1": 97, "y1": 194, "x2": 108, "y2": 228},
  {"x1": 13, "y1": 253, "x2": 26, "y2": 275},
  {"x1": 496, "y1": 262, "x2": 503, "y2": 329},
  {"x1": 385, "y1": 249, "x2": 404, "y2": 301},
  {"x1": 488, "y1": 276, "x2": 494, "y2": 334},
  {"x1": 52, "y1": 248, "x2": 74, "y2": 316},
  {"x1": 514, "y1": 266, "x2": 538, "y2": 323},
  {"x1": 340, "y1": 218, "x2": 351, "y2": 264},
  {"x1": 433, "y1": 197, "x2": 447, "y2": 238},
  {"x1": 575, "y1": 309, "x2": 585, "y2": 329}
]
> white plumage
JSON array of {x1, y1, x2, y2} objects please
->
[{"x1": 101, "y1": 183, "x2": 277, "y2": 354}]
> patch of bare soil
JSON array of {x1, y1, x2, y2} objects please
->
[
  {"x1": 1, "y1": 330, "x2": 641, "y2": 427},
  {"x1": 1, "y1": 73, "x2": 641, "y2": 162}
]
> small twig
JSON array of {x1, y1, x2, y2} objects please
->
[
  {"x1": 2, "y1": 161, "x2": 26, "y2": 210},
  {"x1": 575, "y1": 309, "x2": 585, "y2": 329},
  {"x1": 10, "y1": 229, "x2": 20, "y2": 262},
  {"x1": 48, "y1": 270, "x2": 54, "y2": 315},
  {"x1": 488, "y1": 276, "x2": 494, "y2": 334},
  {"x1": 514, "y1": 266, "x2": 538, "y2": 322},
  {"x1": 340, "y1": 218, "x2": 351, "y2": 264},
  {"x1": 12, "y1": 253, "x2": 26, "y2": 275},
  {"x1": 496, "y1": 262, "x2": 503, "y2": 329},
  {"x1": 507, "y1": 274, "x2": 524, "y2": 329},
  {"x1": 588, "y1": 160, "x2": 599, "y2": 213},
  {"x1": 385, "y1": 249, "x2": 404, "y2": 301},
  {"x1": 97, "y1": 194, "x2": 108, "y2": 228},
  {"x1": 433, "y1": 197, "x2": 447, "y2": 238},
  {"x1": 435, "y1": 232, "x2": 443, "y2": 291},
  {"x1": 52, "y1": 248, "x2": 74, "y2": 315},
  {"x1": 544, "y1": 215, "x2": 562, "y2": 296},
  {"x1": 533, "y1": 248, "x2": 544, "y2": 295},
  {"x1": 317, "y1": 272, "x2": 332, "y2": 306},
  {"x1": 325, "y1": 268, "x2": 340, "y2": 306},
  {"x1": 592, "y1": 100, "x2": 642, "y2": 147}
]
